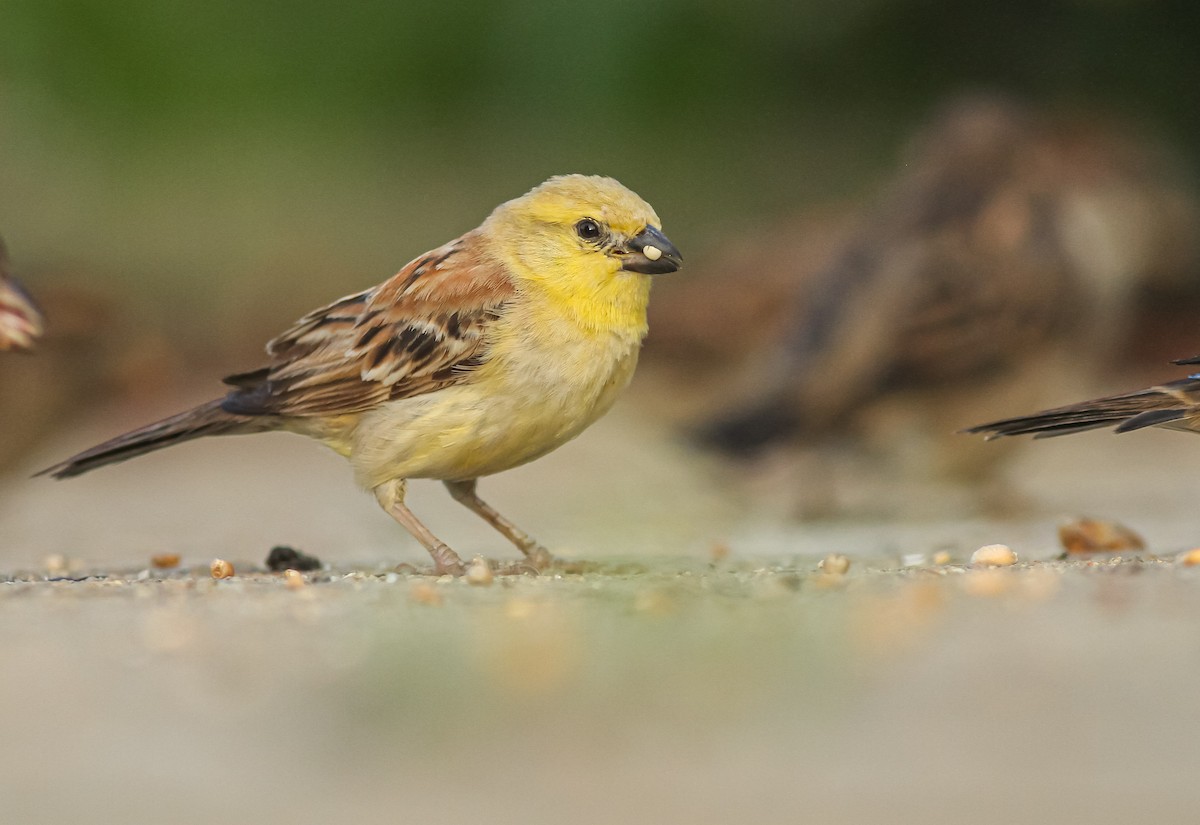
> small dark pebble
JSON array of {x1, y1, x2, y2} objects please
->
[{"x1": 265, "y1": 545, "x2": 322, "y2": 572}]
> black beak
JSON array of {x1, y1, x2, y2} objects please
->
[{"x1": 620, "y1": 225, "x2": 682, "y2": 275}]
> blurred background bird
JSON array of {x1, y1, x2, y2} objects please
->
[
  {"x1": 0, "y1": 238, "x2": 132, "y2": 471},
  {"x1": 0, "y1": 236, "x2": 43, "y2": 352},
  {"x1": 643, "y1": 95, "x2": 1200, "y2": 518}
]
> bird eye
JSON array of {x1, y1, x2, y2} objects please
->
[{"x1": 574, "y1": 218, "x2": 602, "y2": 241}]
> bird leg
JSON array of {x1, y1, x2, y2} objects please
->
[
  {"x1": 443, "y1": 479, "x2": 555, "y2": 569},
  {"x1": 374, "y1": 479, "x2": 465, "y2": 575}
]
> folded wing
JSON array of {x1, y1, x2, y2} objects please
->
[{"x1": 222, "y1": 231, "x2": 514, "y2": 417}]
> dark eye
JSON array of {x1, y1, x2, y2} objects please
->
[{"x1": 575, "y1": 218, "x2": 602, "y2": 241}]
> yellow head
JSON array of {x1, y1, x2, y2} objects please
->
[{"x1": 482, "y1": 175, "x2": 682, "y2": 331}]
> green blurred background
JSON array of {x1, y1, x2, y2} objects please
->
[{"x1": 2, "y1": 0, "x2": 1197, "y2": 354}]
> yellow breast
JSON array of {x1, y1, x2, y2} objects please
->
[{"x1": 345, "y1": 275, "x2": 650, "y2": 489}]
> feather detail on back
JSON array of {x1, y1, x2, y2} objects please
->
[{"x1": 221, "y1": 231, "x2": 515, "y2": 417}]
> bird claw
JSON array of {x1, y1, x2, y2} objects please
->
[
  {"x1": 430, "y1": 546, "x2": 466, "y2": 576},
  {"x1": 522, "y1": 544, "x2": 556, "y2": 571}
]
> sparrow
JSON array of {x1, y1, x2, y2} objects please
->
[
  {"x1": 694, "y1": 97, "x2": 1081, "y2": 455},
  {"x1": 40, "y1": 175, "x2": 682, "y2": 573},
  {"x1": 0, "y1": 237, "x2": 44, "y2": 352}
]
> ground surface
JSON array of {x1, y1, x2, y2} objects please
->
[{"x1": 4, "y1": 395, "x2": 1200, "y2": 825}]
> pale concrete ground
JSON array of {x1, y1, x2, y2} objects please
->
[{"x1": 3, "y1": 391, "x2": 1200, "y2": 825}]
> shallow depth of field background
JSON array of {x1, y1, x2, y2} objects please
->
[
  {"x1": 3, "y1": 0, "x2": 1197, "y2": 340},
  {"x1": 4, "y1": 3, "x2": 1200, "y2": 825}
]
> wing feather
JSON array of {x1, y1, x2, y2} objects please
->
[{"x1": 221, "y1": 231, "x2": 514, "y2": 417}]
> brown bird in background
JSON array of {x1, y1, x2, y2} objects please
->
[
  {"x1": 0, "y1": 237, "x2": 44, "y2": 352},
  {"x1": 0, "y1": 242, "x2": 128, "y2": 472},
  {"x1": 642, "y1": 95, "x2": 1200, "y2": 515}
]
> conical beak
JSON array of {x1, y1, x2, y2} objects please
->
[{"x1": 620, "y1": 225, "x2": 683, "y2": 275}]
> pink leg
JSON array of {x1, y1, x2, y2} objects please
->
[
  {"x1": 444, "y1": 479, "x2": 554, "y2": 569},
  {"x1": 374, "y1": 479, "x2": 465, "y2": 575}
]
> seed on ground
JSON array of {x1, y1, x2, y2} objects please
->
[
  {"x1": 466, "y1": 557, "x2": 494, "y2": 586},
  {"x1": 971, "y1": 544, "x2": 1017, "y2": 567},
  {"x1": 1177, "y1": 548, "x2": 1200, "y2": 567},
  {"x1": 818, "y1": 554, "x2": 851, "y2": 575}
]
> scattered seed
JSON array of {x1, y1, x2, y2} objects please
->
[
  {"x1": 151, "y1": 553, "x2": 181, "y2": 569},
  {"x1": 283, "y1": 569, "x2": 306, "y2": 590},
  {"x1": 43, "y1": 554, "x2": 68, "y2": 576},
  {"x1": 818, "y1": 554, "x2": 851, "y2": 575},
  {"x1": 1177, "y1": 548, "x2": 1200, "y2": 567},
  {"x1": 932, "y1": 551, "x2": 953, "y2": 566},
  {"x1": 971, "y1": 544, "x2": 1017, "y2": 567},
  {"x1": 210, "y1": 559, "x2": 235, "y2": 579},
  {"x1": 465, "y1": 557, "x2": 494, "y2": 587}
]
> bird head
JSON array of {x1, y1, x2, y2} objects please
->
[{"x1": 483, "y1": 175, "x2": 682, "y2": 316}]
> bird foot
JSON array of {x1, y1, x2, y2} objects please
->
[
  {"x1": 430, "y1": 545, "x2": 466, "y2": 576},
  {"x1": 521, "y1": 544, "x2": 556, "y2": 571}
]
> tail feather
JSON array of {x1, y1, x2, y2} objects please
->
[
  {"x1": 964, "y1": 378, "x2": 1200, "y2": 440},
  {"x1": 38, "y1": 400, "x2": 263, "y2": 479}
]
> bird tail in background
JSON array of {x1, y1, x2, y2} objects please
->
[
  {"x1": 37, "y1": 399, "x2": 266, "y2": 478},
  {"x1": 963, "y1": 378, "x2": 1200, "y2": 439}
]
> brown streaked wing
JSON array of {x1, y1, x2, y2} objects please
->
[{"x1": 221, "y1": 232, "x2": 515, "y2": 417}]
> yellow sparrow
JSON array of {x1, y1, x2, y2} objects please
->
[
  {"x1": 41, "y1": 175, "x2": 682, "y2": 573},
  {"x1": 0, "y1": 237, "x2": 44, "y2": 352}
]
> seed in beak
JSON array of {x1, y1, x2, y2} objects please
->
[{"x1": 643, "y1": 245, "x2": 663, "y2": 261}]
